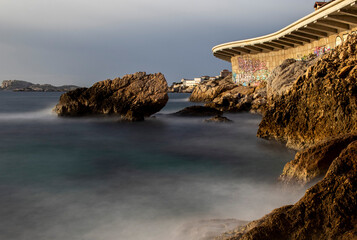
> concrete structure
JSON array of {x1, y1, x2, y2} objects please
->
[
  {"x1": 212, "y1": 0, "x2": 357, "y2": 86},
  {"x1": 220, "y1": 69, "x2": 231, "y2": 78}
]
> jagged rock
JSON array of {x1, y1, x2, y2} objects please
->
[
  {"x1": 168, "y1": 83, "x2": 195, "y2": 93},
  {"x1": 172, "y1": 106, "x2": 222, "y2": 117},
  {"x1": 204, "y1": 115, "x2": 233, "y2": 123},
  {"x1": 218, "y1": 141, "x2": 357, "y2": 240},
  {"x1": 190, "y1": 74, "x2": 267, "y2": 113},
  {"x1": 0, "y1": 80, "x2": 79, "y2": 92},
  {"x1": 280, "y1": 133, "x2": 357, "y2": 184},
  {"x1": 189, "y1": 74, "x2": 237, "y2": 102},
  {"x1": 54, "y1": 72, "x2": 168, "y2": 121},
  {"x1": 266, "y1": 57, "x2": 318, "y2": 98},
  {"x1": 258, "y1": 35, "x2": 357, "y2": 149}
]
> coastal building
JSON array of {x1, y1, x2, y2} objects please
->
[
  {"x1": 220, "y1": 69, "x2": 231, "y2": 78},
  {"x1": 212, "y1": 0, "x2": 357, "y2": 86},
  {"x1": 181, "y1": 78, "x2": 201, "y2": 87}
]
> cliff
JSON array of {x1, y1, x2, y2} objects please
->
[
  {"x1": 258, "y1": 36, "x2": 357, "y2": 150},
  {"x1": 1, "y1": 80, "x2": 79, "y2": 92},
  {"x1": 54, "y1": 72, "x2": 168, "y2": 121}
]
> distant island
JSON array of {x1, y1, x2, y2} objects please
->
[{"x1": 0, "y1": 80, "x2": 80, "y2": 92}]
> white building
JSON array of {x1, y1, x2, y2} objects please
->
[{"x1": 181, "y1": 78, "x2": 201, "y2": 87}]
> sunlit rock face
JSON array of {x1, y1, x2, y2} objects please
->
[
  {"x1": 190, "y1": 74, "x2": 267, "y2": 114},
  {"x1": 54, "y1": 72, "x2": 168, "y2": 121},
  {"x1": 280, "y1": 133, "x2": 357, "y2": 185},
  {"x1": 258, "y1": 35, "x2": 357, "y2": 150}
]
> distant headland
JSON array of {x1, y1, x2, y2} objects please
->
[{"x1": 0, "y1": 80, "x2": 80, "y2": 92}]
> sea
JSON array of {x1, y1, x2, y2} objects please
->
[{"x1": 0, "y1": 91, "x2": 306, "y2": 240}]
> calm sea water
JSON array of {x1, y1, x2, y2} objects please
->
[{"x1": 0, "y1": 92, "x2": 303, "y2": 240}]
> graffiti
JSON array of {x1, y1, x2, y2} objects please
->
[
  {"x1": 313, "y1": 46, "x2": 331, "y2": 57},
  {"x1": 233, "y1": 57, "x2": 269, "y2": 86}
]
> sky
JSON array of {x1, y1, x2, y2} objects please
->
[{"x1": 0, "y1": 0, "x2": 315, "y2": 86}]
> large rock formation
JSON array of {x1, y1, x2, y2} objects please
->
[
  {"x1": 190, "y1": 75, "x2": 237, "y2": 102},
  {"x1": 54, "y1": 72, "x2": 168, "y2": 121},
  {"x1": 258, "y1": 36, "x2": 357, "y2": 149},
  {"x1": 218, "y1": 141, "x2": 357, "y2": 240},
  {"x1": 280, "y1": 133, "x2": 357, "y2": 184},
  {"x1": 266, "y1": 57, "x2": 318, "y2": 98},
  {"x1": 190, "y1": 74, "x2": 267, "y2": 114},
  {"x1": 0, "y1": 80, "x2": 79, "y2": 92}
]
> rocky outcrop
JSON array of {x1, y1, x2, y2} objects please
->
[
  {"x1": 54, "y1": 72, "x2": 168, "y2": 121},
  {"x1": 258, "y1": 36, "x2": 357, "y2": 149},
  {"x1": 190, "y1": 75, "x2": 237, "y2": 102},
  {"x1": 172, "y1": 106, "x2": 222, "y2": 117},
  {"x1": 204, "y1": 115, "x2": 233, "y2": 123},
  {"x1": 1, "y1": 80, "x2": 79, "y2": 92},
  {"x1": 266, "y1": 56, "x2": 318, "y2": 98},
  {"x1": 280, "y1": 133, "x2": 357, "y2": 184},
  {"x1": 218, "y1": 141, "x2": 357, "y2": 240},
  {"x1": 190, "y1": 74, "x2": 267, "y2": 114},
  {"x1": 168, "y1": 83, "x2": 195, "y2": 93}
]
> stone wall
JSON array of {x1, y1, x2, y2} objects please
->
[{"x1": 231, "y1": 27, "x2": 357, "y2": 86}]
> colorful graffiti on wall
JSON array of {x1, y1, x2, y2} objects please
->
[
  {"x1": 313, "y1": 46, "x2": 331, "y2": 57},
  {"x1": 233, "y1": 57, "x2": 269, "y2": 86}
]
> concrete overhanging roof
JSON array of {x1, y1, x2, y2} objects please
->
[{"x1": 212, "y1": 0, "x2": 357, "y2": 62}]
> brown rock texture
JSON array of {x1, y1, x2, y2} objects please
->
[
  {"x1": 190, "y1": 74, "x2": 267, "y2": 114},
  {"x1": 266, "y1": 57, "x2": 318, "y2": 98},
  {"x1": 258, "y1": 36, "x2": 357, "y2": 149},
  {"x1": 189, "y1": 74, "x2": 237, "y2": 102},
  {"x1": 218, "y1": 140, "x2": 357, "y2": 240},
  {"x1": 280, "y1": 133, "x2": 357, "y2": 184},
  {"x1": 54, "y1": 72, "x2": 168, "y2": 121}
]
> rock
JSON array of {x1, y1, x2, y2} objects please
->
[
  {"x1": 189, "y1": 74, "x2": 267, "y2": 114},
  {"x1": 280, "y1": 133, "x2": 357, "y2": 184},
  {"x1": 258, "y1": 35, "x2": 357, "y2": 149},
  {"x1": 266, "y1": 57, "x2": 318, "y2": 98},
  {"x1": 54, "y1": 72, "x2": 168, "y2": 121},
  {"x1": 189, "y1": 74, "x2": 236, "y2": 102},
  {"x1": 218, "y1": 140, "x2": 357, "y2": 240},
  {"x1": 0, "y1": 80, "x2": 79, "y2": 92},
  {"x1": 204, "y1": 115, "x2": 233, "y2": 123},
  {"x1": 168, "y1": 83, "x2": 195, "y2": 93},
  {"x1": 172, "y1": 106, "x2": 223, "y2": 117}
]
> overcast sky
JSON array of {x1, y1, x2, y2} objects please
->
[{"x1": 1, "y1": 0, "x2": 314, "y2": 86}]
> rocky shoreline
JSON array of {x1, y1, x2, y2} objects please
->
[
  {"x1": 182, "y1": 36, "x2": 357, "y2": 240},
  {"x1": 51, "y1": 36, "x2": 357, "y2": 240}
]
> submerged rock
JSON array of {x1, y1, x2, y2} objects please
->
[
  {"x1": 280, "y1": 133, "x2": 357, "y2": 184},
  {"x1": 172, "y1": 106, "x2": 223, "y2": 117},
  {"x1": 54, "y1": 72, "x2": 168, "y2": 121},
  {"x1": 218, "y1": 141, "x2": 357, "y2": 240},
  {"x1": 204, "y1": 115, "x2": 233, "y2": 123},
  {"x1": 258, "y1": 35, "x2": 357, "y2": 149},
  {"x1": 172, "y1": 106, "x2": 222, "y2": 117}
]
